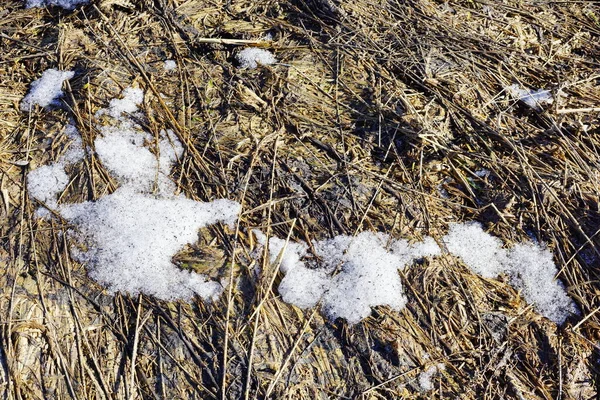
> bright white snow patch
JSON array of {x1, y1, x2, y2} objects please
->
[
  {"x1": 27, "y1": 164, "x2": 69, "y2": 208},
  {"x1": 28, "y1": 87, "x2": 241, "y2": 301},
  {"x1": 506, "y1": 84, "x2": 553, "y2": 110},
  {"x1": 164, "y1": 60, "x2": 177, "y2": 71},
  {"x1": 443, "y1": 222, "x2": 577, "y2": 324},
  {"x1": 60, "y1": 188, "x2": 239, "y2": 300},
  {"x1": 260, "y1": 231, "x2": 440, "y2": 324},
  {"x1": 97, "y1": 87, "x2": 145, "y2": 119},
  {"x1": 236, "y1": 48, "x2": 277, "y2": 69},
  {"x1": 20, "y1": 69, "x2": 74, "y2": 111},
  {"x1": 506, "y1": 243, "x2": 576, "y2": 324},
  {"x1": 444, "y1": 222, "x2": 507, "y2": 278},
  {"x1": 25, "y1": 0, "x2": 88, "y2": 9}
]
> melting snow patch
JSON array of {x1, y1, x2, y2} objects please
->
[
  {"x1": 27, "y1": 123, "x2": 84, "y2": 217},
  {"x1": 259, "y1": 220, "x2": 575, "y2": 325},
  {"x1": 506, "y1": 242, "x2": 577, "y2": 324},
  {"x1": 26, "y1": 85, "x2": 576, "y2": 319},
  {"x1": 260, "y1": 231, "x2": 440, "y2": 324},
  {"x1": 60, "y1": 188, "x2": 239, "y2": 300},
  {"x1": 97, "y1": 87, "x2": 145, "y2": 119},
  {"x1": 20, "y1": 69, "x2": 74, "y2": 111},
  {"x1": 28, "y1": 164, "x2": 69, "y2": 208},
  {"x1": 28, "y1": 87, "x2": 241, "y2": 301},
  {"x1": 60, "y1": 124, "x2": 85, "y2": 164},
  {"x1": 236, "y1": 48, "x2": 277, "y2": 69},
  {"x1": 444, "y1": 222, "x2": 507, "y2": 278},
  {"x1": 506, "y1": 84, "x2": 553, "y2": 110},
  {"x1": 443, "y1": 222, "x2": 577, "y2": 324}
]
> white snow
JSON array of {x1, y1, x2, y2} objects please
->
[
  {"x1": 443, "y1": 222, "x2": 577, "y2": 324},
  {"x1": 20, "y1": 69, "x2": 74, "y2": 111},
  {"x1": 27, "y1": 163, "x2": 69, "y2": 208},
  {"x1": 506, "y1": 242, "x2": 577, "y2": 324},
  {"x1": 261, "y1": 231, "x2": 440, "y2": 324},
  {"x1": 506, "y1": 84, "x2": 553, "y2": 109},
  {"x1": 444, "y1": 222, "x2": 507, "y2": 278},
  {"x1": 418, "y1": 364, "x2": 445, "y2": 392},
  {"x1": 27, "y1": 123, "x2": 83, "y2": 214},
  {"x1": 60, "y1": 188, "x2": 239, "y2": 300},
  {"x1": 97, "y1": 87, "x2": 145, "y2": 119},
  {"x1": 315, "y1": 232, "x2": 410, "y2": 324},
  {"x1": 257, "y1": 221, "x2": 575, "y2": 325},
  {"x1": 236, "y1": 48, "x2": 277, "y2": 69},
  {"x1": 60, "y1": 124, "x2": 85, "y2": 164},
  {"x1": 25, "y1": 0, "x2": 88, "y2": 9},
  {"x1": 164, "y1": 60, "x2": 177, "y2": 71},
  {"x1": 28, "y1": 87, "x2": 242, "y2": 301},
  {"x1": 24, "y1": 83, "x2": 576, "y2": 320}
]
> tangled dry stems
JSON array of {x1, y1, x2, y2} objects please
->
[{"x1": 0, "y1": 0, "x2": 599, "y2": 398}]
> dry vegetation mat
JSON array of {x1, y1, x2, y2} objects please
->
[{"x1": 1, "y1": 0, "x2": 600, "y2": 398}]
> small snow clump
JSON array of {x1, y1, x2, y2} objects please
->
[
  {"x1": 27, "y1": 123, "x2": 84, "y2": 218},
  {"x1": 20, "y1": 69, "x2": 74, "y2": 111},
  {"x1": 97, "y1": 87, "x2": 145, "y2": 119},
  {"x1": 163, "y1": 60, "x2": 177, "y2": 71},
  {"x1": 418, "y1": 364, "x2": 445, "y2": 392},
  {"x1": 506, "y1": 243, "x2": 577, "y2": 324},
  {"x1": 314, "y1": 232, "x2": 411, "y2": 324},
  {"x1": 236, "y1": 48, "x2": 277, "y2": 69},
  {"x1": 506, "y1": 84, "x2": 553, "y2": 110},
  {"x1": 60, "y1": 124, "x2": 85, "y2": 164},
  {"x1": 27, "y1": 164, "x2": 70, "y2": 208}
]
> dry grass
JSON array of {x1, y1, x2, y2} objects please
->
[{"x1": 1, "y1": 0, "x2": 599, "y2": 398}]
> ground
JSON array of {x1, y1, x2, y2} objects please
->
[{"x1": 0, "y1": 0, "x2": 599, "y2": 398}]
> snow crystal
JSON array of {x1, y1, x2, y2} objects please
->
[
  {"x1": 443, "y1": 222, "x2": 577, "y2": 324},
  {"x1": 236, "y1": 48, "x2": 277, "y2": 69},
  {"x1": 25, "y1": 0, "x2": 88, "y2": 9},
  {"x1": 506, "y1": 84, "x2": 553, "y2": 110},
  {"x1": 28, "y1": 87, "x2": 242, "y2": 301},
  {"x1": 20, "y1": 69, "x2": 74, "y2": 111},
  {"x1": 164, "y1": 60, "x2": 177, "y2": 71}
]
